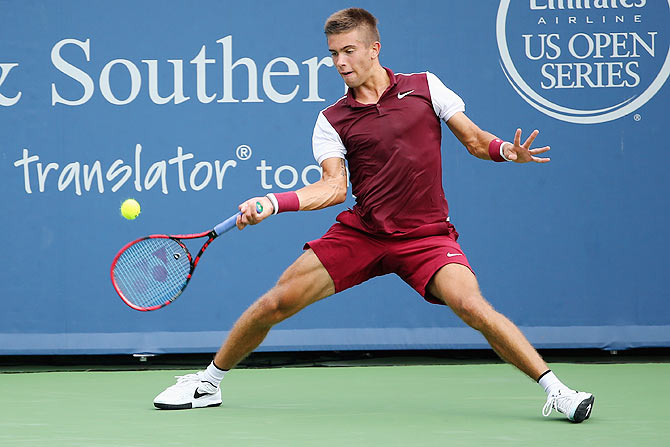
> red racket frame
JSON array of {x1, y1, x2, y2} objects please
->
[{"x1": 110, "y1": 230, "x2": 216, "y2": 311}]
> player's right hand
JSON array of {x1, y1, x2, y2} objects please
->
[{"x1": 236, "y1": 196, "x2": 274, "y2": 230}]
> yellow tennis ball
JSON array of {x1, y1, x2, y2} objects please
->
[{"x1": 121, "y1": 198, "x2": 141, "y2": 220}]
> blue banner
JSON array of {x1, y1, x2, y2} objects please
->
[{"x1": 1, "y1": 0, "x2": 668, "y2": 354}]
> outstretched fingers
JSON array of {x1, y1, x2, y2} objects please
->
[
  {"x1": 511, "y1": 128, "x2": 551, "y2": 163},
  {"x1": 514, "y1": 128, "x2": 522, "y2": 147},
  {"x1": 529, "y1": 145, "x2": 551, "y2": 163},
  {"x1": 523, "y1": 129, "x2": 540, "y2": 148},
  {"x1": 529, "y1": 146, "x2": 550, "y2": 155}
]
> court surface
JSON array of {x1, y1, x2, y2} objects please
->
[{"x1": 1, "y1": 362, "x2": 668, "y2": 446}]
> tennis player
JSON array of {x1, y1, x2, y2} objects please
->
[{"x1": 154, "y1": 7, "x2": 594, "y2": 422}]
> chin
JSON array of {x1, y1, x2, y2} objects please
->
[{"x1": 343, "y1": 78, "x2": 360, "y2": 89}]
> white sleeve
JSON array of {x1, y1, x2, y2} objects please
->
[
  {"x1": 426, "y1": 71, "x2": 465, "y2": 123},
  {"x1": 312, "y1": 111, "x2": 346, "y2": 165}
]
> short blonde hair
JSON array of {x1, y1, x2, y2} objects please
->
[{"x1": 324, "y1": 8, "x2": 380, "y2": 45}]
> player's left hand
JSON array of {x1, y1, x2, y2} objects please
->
[{"x1": 503, "y1": 129, "x2": 551, "y2": 163}]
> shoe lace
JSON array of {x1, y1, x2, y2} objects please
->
[
  {"x1": 175, "y1": 373, "x2": 201, "y2": 384},
  {"x1": 542, "y1": 389, "x2": 575, "y2": 417},
  {"x1": 542, "y1": 395, "x2": 557, "y2": 417}
]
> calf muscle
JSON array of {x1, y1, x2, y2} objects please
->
[
  {"x1": 214, "y1": 250, "x2": 334, "y2": 370},
  {"x1": 428, "y1": 264, "x2": 548, "y2": 380}
]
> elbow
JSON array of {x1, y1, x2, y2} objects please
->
[
  {"x1": 330, "y1": 181, "x2": 347, "y2": 205},
  {"x1": 321, "y1": 175, "x2": 347, "y2": 207},
  {"x1": 333, "y1": 186, "x2": 347, "y2": 205}
]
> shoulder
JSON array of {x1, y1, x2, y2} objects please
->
[
  {"x1": 395, "y1": 71, "x2": 430, "y2": 90},
  {"x1": 423, "y1": 71, "x2": 461, "y2": 97},
  {"x1": 319, "y1": 95, "x2": 351, "y2": 133},
  {"x1": 321, "y1": 95, "x2": 348, "y2": 120}
]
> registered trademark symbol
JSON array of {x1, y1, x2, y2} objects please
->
[
  {"x1": 236, "y1": 144, "x2": 252, "y2": 160},
  {"x1": 633, "y1": 114, "x2": 641, "y2": 122}
]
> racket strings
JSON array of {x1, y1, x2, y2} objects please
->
[{"x1": 113, "y1": 238, "x2": 191, "y2": 309}]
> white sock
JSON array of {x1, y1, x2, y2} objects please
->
[
  {"x1": 538, "y1": 370, "x2": 569, "y2": 396},
  {"x1": 201, "y1": 361, "x2": 227, "y2": 387}
]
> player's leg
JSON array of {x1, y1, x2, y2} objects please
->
[
  {"x1": 427, "y1": 264, "x2": 594, "y2": 422},
  {"x1": 153, "y1": 249, "x2": 335, "y2": 410},
  {"x1": 427, "y1": 263, "x2": 547, "y2": 379},
  {"x1": 214, "y1": 248, "x2": 335, "y2": 370},
  {"x1": 154, "y1": 222, "x2": 385, "y2": 410}
]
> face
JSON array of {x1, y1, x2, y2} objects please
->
[{"x1": 327, "y1": 28, "x2": 380, "y2": 88}]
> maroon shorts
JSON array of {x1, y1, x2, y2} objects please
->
[{"x1": 304, "y1": 223, "x2": 474, "y2": 305}]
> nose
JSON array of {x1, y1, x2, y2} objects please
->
[{"x1": 336, "y1": 58, "x2": 348, "y2": 70}]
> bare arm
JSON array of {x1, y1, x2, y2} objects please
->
[
  {"x1": 295, "y1": 157, "x2": 348, "y2": 210},
  {"x1": 236, "y1": 157, "x2": 347, "y2": 229},
  {"x1": 446, "y1": 112, "x2": 550, "y2": 163}
]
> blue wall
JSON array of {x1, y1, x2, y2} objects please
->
[{"x1": 1, "y1": 0, "x2": 668, "y2": 354}]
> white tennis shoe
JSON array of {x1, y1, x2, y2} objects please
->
[
  {"x1": 542, "y1": 388, "x2": 594, "y2": 422},
  {"x1": 153, "y1": 372, "x2": 222, "y2": 410}
]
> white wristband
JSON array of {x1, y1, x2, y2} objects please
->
[
  {"x1": 265, "y1": 193, "x2": 279, "y2": 215},
  {"x1": 500, "y1": 142, "x2": 513, "y2": 162}
]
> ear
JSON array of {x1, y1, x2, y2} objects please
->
[{"x1": 370, "y1": 41, "x2": 381, "y2": 59}]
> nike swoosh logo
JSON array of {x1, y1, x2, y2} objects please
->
[
  {"x1": 397, "y1": 90, "x2": 415, "y2": 99},
  {"x1": 193, "y1": 388, "x2": 213, "y2": 399},
  {"x1": 447, "y1": 253, "x2": 462, "y2": 257}
]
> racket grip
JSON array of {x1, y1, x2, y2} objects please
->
[
  {"x1": 213, "y1": 202, "x2": 263, "y2": 236},
  {"x1": 213, "y1": 213, "x2": 240, "y2": 236}
]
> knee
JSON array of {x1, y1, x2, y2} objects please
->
[
  {"x1": 449, "y1": 295, "x2": 497, "y2": 331},
  {"x1": 254, "y1": 285, "x2": 301, "y2": 325}
]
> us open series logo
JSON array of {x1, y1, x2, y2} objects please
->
[{"x1": 496, "y1": 0, "x2": 670, "y2": 124}]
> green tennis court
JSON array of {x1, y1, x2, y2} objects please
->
[{"x1": 1, "y1": 361, "x2": 668, "y2": 446}]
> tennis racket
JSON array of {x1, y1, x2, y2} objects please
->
[{"x1": 110, "y1": 202, "x2": 262, "y2": 311}]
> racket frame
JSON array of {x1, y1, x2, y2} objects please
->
[
  {"x1": 110, "y1": 230, "x2": 217, "y2": 311},
  {"x1": 110, "y1": 205, "x2": 258, "y2": 311}
]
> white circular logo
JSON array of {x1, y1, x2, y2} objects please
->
[{"x1": 497, "y1": 0, "x2": 670, "y2": 124}]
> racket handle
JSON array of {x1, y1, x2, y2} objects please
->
[
  {"x1": 213, "y1": 213, "x2": 239, "y2": 236},
  {"x1": 213, "y1": 201, "x2": 264, "y2": 236}
]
